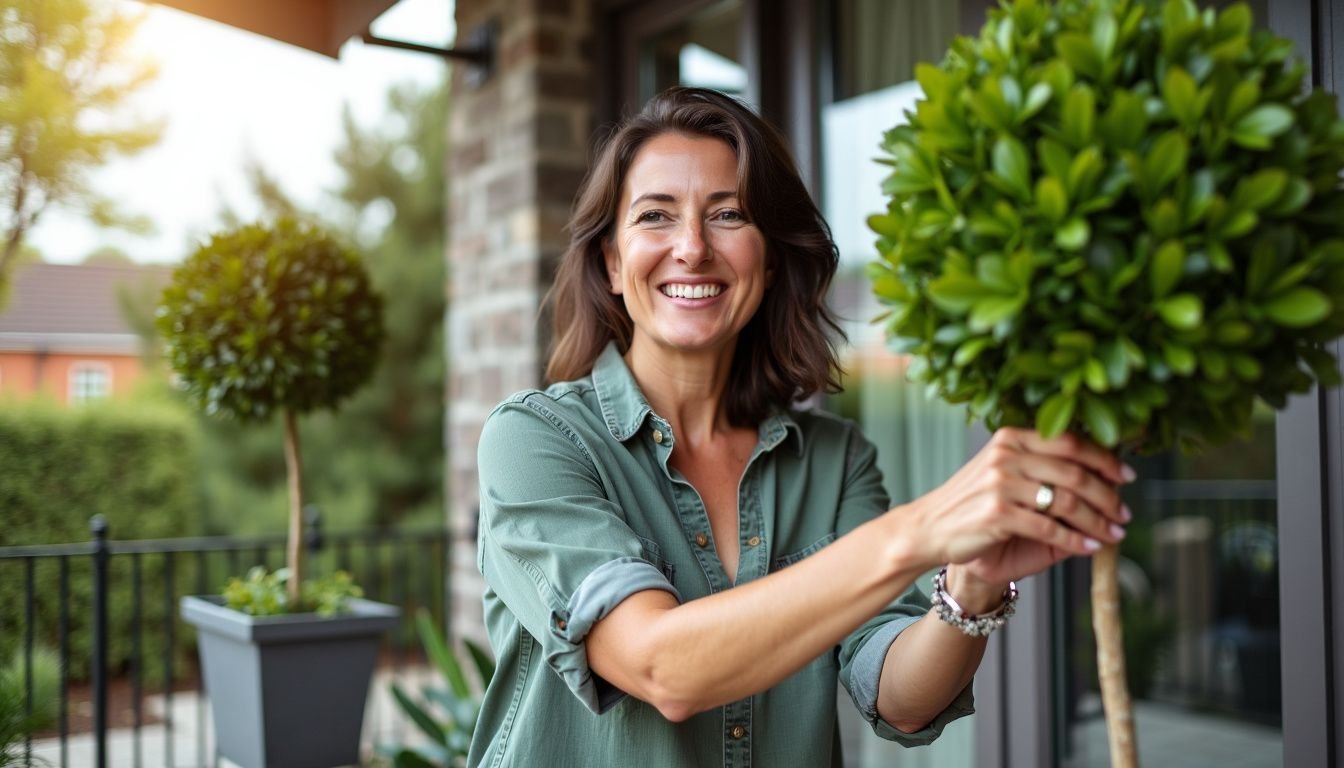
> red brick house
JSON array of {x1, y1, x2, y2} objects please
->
[{"x1": 0, "y1": 262, "x2": 170, "y2": 404}]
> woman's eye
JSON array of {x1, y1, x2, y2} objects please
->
[
  {"x1": 715, "y1": 209, "x2": 745, "y2": 223},
  {"x1": 635, "y1": 210, "x2": 666, "y2": 223}
]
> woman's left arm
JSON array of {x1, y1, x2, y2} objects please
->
[{"x1": 872, "y1": 566, "x2": 1002, "y2": 732}]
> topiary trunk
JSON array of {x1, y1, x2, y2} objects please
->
[
  {"x1": 283, "y1": 409, "x2": 305, "y2": 606},
  {"x1": 1092, "y1": 544, "x2": 1137, "y2": 768}
]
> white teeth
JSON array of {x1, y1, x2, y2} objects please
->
[{"x1": 660, "y1": 283, "x2": 723, "y2": 299}]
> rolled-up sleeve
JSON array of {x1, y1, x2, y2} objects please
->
[
  {"x1": 834, "y1": 424, "x2": 975, "y2": 745},
  {"x1": 477, "y1": 397, "x2": 680, "y2": 714}
]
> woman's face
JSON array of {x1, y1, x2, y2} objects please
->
[{"x1": 603, "y1": 132, "x2": 769, "y2": 360}]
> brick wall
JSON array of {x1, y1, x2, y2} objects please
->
[{"x1": 447, "y1": 0, "x2": 594, "y2": 643}]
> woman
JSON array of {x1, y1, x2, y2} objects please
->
[{"x1": 469, "y1": 87, "x2": 1131, "y2": 767}]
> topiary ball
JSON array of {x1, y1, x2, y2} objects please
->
[
  {"x1": 869, "y1": 0, "x2": 1344, "y2": 454},
  {"x1": 157, "y1": 218, "x2": 384, "y2": 422}
]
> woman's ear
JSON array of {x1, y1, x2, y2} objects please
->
[{"x1": 602, "y1": 240, "x2": 623, "y2": 295}]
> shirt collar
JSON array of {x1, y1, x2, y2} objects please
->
[{"x1": 591, "y1": 340, "x2": 806, "y2": 455}]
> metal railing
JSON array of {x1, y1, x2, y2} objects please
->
[{"x1": 0, "y1": 514, "x2": 451, "y2": 768}]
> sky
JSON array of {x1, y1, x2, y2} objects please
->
[{"x1": 28, "y1": 0, "x2": 452, "y2": 264}]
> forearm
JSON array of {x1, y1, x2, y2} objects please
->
[
  {"x1": 875, "y1": 565, "x2": 1004, "y2": 731},
  {"x1": 596, "y1": 511, "x2": 929, "y2": 718}
]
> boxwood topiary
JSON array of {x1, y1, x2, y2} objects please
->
[
  {"x1": 868, "y1": 1, "x2": 1344, "y2": 765},
  {"x1": 868, "y1": 0, "x2": 1344, "y2": 455},
  {"x1": 157, "y1": 218, "x2": 383, "y2": 606}
]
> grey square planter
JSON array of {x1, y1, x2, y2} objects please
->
[{"x1": 182, "y1": 595, "x2": 400, "y2": 768}]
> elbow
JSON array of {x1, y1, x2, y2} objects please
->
[
  {"x1": 642, "y1": 667, "x2": 702, "y2": 723},
  {"x1": 887, "y1": 716, "x2": 931, "y2": 734}
]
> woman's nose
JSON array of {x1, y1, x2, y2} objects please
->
[{"x1": 673, "y1": 222, "x2": 709, "y2": 267}]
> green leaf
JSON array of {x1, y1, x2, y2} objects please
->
[
  {"x1": 1082, "y1": 394, "x2": 1120, "y2": 447},
  {"x1": 954, "y1": 337, "x2": 994, "y2": 366},
  {"x1": 1057, "y1": 33, "x2": 1102, "y2": 80},
  {"x1": 1084, "y1": 357, "x2": 1110, "y2": 392},
  {"x1": 1099, "y1": 90, "x2": 1148, "y2": 148},
  {"x1": 464, "y1": 638, "x2": 496, "y2": 687},
  {"x1": 1163, "y1": 67, "x2": 1198, "y2": 127},
  {"x1": 1232, "y1": 169, "x2": 1289, "y2": 211},
  {"x1": 391, "y1": 683, "x2": 448, "y2": 745},
  {"x1": 1156, "y1": 293, "x2": 1204, "y2": 329},
  {"x1": 1038, "y1": 139, "x2": 1072, "y2": 181},
  {"x1": 1162, "y1": 342, "x2": 1197, "y2": 375},
  {"x1": 928, "y1": 274, "x2": 995, "y2": 314},
  {"x1": 1144, "y1": 132, "x2": 1188, "y2": 198},
  {"x1": 1061, "y1": 85, "x2": 1097, "y2": 148},
  {"x1": 1021, "y1": 83, "x2": 1053, "y2": 121},
  {"x1": 418, "y1": 610, "x2": 470, "y2": 699},
  {"x1": 969, "y1": 295, "x2": 1026, "y2": 331},
  {"x1": 1036, "y1": 391, "x2": 1077, "y2": 440},
  {"x1": 1055, "y1": 218, "x2": 1091, "y2": 251},
  {"x1": 992, "y1": 136, "x2": 1032, "y2": 200},
  {"x1": 1035, "y1": 176, "x2": 1069, "y2": 223},
  {"x1": 1092, "y1": 12, "x2": 1118, "y2": 63},
  {"x1": 1261, "y1": 287, "x2": 1332, "y2": 327},
  {"x1": 1099, "y1": 339, "x2": 1130, "y2": 387},
  {"x1": 1150, "y1": 241, "x2": 1185, "y2": 298},
  {"x1": 1232, "y1": 105, "x2": 1295, "y2": 149}
]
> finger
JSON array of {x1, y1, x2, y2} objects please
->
[
  {"x1": 1016, "y1": 456, "x2": 1127, "y2": 527},
  {"x1": 1027, "y1": 485, "x2": 1125, "y2": 545},
  {"x1": 1001, "y1": 428, "x2": 1133, "y2": 485},
  {"x1": 999, "y1": 503, "x2": 1102, "y2": 556}
]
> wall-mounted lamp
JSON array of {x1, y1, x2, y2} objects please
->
[{"x1": 360, "y1": 18, "x2": 496, "y2": 87}]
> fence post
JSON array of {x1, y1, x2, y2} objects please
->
[{"x1": 90, "y1": 515, "x2": 109, "y2": 768}]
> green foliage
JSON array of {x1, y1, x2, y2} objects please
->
[
  {"x1": 222, "y1": 566, "x2": 363, "y2": 617},
  {"x1": 0, "y1": 646, "x2": 60, "y2": 734},
  {"x1": 156, "y1": 218, "x2": 384, "y2": 423},
  {"x1": 869, "y1": 0, "x2": 1344, "y2": 454},
  {"x1": 379, "y1": 610, "x2": 494, "y2": 768},
  {"x1": 0, "y1": 0, "x2": 162, "y2": 308},
  {"x1": 0, "y1": 399, "x2": 197, "y2": 683}
]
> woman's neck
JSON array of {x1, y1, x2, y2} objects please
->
[{"x1": 624, "y1": 340, "x2": 738, "y2": 447}]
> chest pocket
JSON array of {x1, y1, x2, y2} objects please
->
[
  {"x1": 770, "y1": 532, "x2": 837, "y2": 572},
  {"x1": 636, "y1": 535, "x2": 677, "y2": 584}
]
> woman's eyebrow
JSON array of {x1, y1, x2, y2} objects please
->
[{"x1": 628, "y1": 190, "x2": 738, "y2": 209}]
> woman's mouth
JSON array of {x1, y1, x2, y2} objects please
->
[{"x1": 659, "y1": 282, "x2": 724, "y2": 299}]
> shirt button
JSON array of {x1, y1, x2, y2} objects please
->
[
  {"x1": 652, "y1": 429, "x2": 664, "y2": 444},
  {"x1": 730, "y1": 725, "x2": 746, "y2": 739},
  {"x1": 695, "y1": 533, "x2": 709, "y2": 548},
  {"x1": 747, "y1": 535, "x2": 761, "y2": 547}
]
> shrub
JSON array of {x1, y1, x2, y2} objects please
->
[
  {"x1": 0, "y1": 400, "x2": 198, "y2": 683},
  {"x1": 868, "y1": 0, "x2": 1344, "y2": 454},
  {"x1": 0, "y1": 647, "x2": 61, "y2": 733}
]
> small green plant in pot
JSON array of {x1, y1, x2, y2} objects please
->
[
  {"x1": 868, "y1": 1, "x2": 1344, "y2": 765},
  {"x1": 157, "y1": 217, "x2": 384, "y2": 607}
]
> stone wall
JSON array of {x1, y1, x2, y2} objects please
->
[{"x1": 446, "y1": 0, "x2": 594, "y2": 643}]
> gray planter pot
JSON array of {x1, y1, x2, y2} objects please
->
[{"x1": 181, "y1": 595, "x2": 400, "y2": 768}]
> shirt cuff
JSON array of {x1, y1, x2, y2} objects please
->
[
  {"x1": 544, "y1": 557, "x2": 681, "y2": 714},
  {"x1": 849, "y1": 615, "x2": 976, "y2": 746}
]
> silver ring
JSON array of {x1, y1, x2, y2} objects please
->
[{"x1": 1034, "y1": 483, "x2": 1056, "y2": 512}]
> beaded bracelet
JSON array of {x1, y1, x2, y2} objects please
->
[{"x1": 930, "y1": 566, "x2": 1018, "y2": 637}]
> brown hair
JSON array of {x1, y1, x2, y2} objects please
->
[{"x1": 544, "y1": 86, "x2": 843, "y2": 427}]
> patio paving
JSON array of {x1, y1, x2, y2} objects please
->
[{"x1": 26, "y1": 665, "x2": 440, "y2": 768}]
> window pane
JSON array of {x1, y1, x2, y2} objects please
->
[
  {"x1": 638, "y1": 0, "x2": 744, "y2": 104},
  {"x1": 1055, "y1": 411, "x2": 1282, "y2": 767}
]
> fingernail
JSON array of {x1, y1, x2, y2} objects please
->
[
  {"x1": 1121, "y1": 464, "x2": 1138, "y2": 483},
  {"x1": 1121, "y1": 504, "x2": 1133, "y2": 523},
  {"x1": 1084, "y1": 538, "x2": 1102, "y2": 552},
  {"x1": 1109, "y1": 524, "x2": 1126, "y2": 541}
]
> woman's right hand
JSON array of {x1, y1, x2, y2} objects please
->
[{"x1": 900, "y1": 427, "x2": 1134, "y2": 587}]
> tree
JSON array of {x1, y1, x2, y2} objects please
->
[
  {"x1": 177, "y1": 78, "x2": 449, "y2": 534},
  {"x1": 0, "y1": 0, "x2": 162, "y2": 307}
]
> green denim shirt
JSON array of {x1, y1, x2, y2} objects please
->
[{"x1": 469, "y1": 343, "x2": 973, "y2": 768}]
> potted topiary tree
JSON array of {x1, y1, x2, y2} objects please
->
[
  {"x1": 868, "y1": 1, "x2": 1344, "y2": 766},
  {"x1": 158, "y1": 217, "x2": 397, "y2": 768}
]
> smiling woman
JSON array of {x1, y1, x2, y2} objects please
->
[{"x1": 468, "y1": 86, "x2": 1135, "y2": 768}]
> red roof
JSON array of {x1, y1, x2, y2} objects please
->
[{"x1": 0, "y1": 262, "x2": 173, "y2": 354}]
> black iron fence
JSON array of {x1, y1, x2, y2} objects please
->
[{"x1": 0, "y1": 514, "x2": 452, "y2": 768}]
